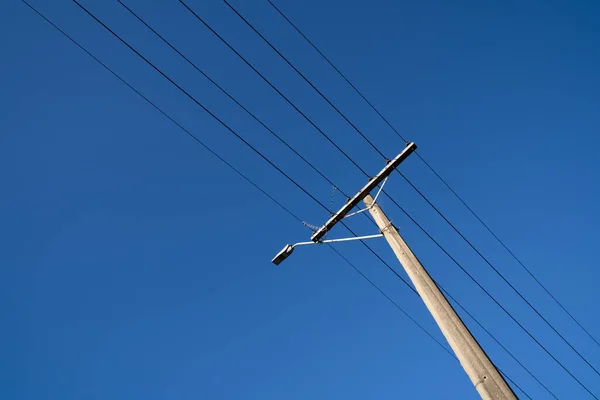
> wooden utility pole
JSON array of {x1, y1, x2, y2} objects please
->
[
  {"x1": 273, "y1": 142, "x2": 517, "y2": 398},
  {"x1": 364, "y1": 194, "x2": 517, "y2": 400}
]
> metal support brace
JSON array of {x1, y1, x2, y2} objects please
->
[
  {"x1": 343, "y1": 176, "x2": 389, "y2": 220},
  {"x1": 293, "y1": 233, "x2": 383, "y2": 248},
  {"x1": 311, "y1": 142, "x2": 416, "y2": 242}
]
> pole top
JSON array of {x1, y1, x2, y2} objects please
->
[{"x1": 310, "y1": 142, "x2": 417, "y2": 242}]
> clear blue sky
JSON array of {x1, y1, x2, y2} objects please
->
[{"x1": 2, "y1": 0, "x2": 600, "y2": 398}]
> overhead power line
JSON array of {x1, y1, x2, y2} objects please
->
[
  {"x1": 68, "y1": 2, "x2": 398, "y2": 297},
  {"x1": 114, "y1": 0, "x2": 423, "y2": 302},
  {"x1": 18, "y1": 3, "x2": 537, "y2": 397},
  {"x1": 223, "y1": 0, "x2": 387, "y2": 160},
  {"x1": 172, "y1": 0, "x2": 596, "y2": 393},
  {"x1": 388, "y1": 179, "x2": 596, "y2": 397},
  {"x1": 265, "y1": 0, "x2": 600, "y2": 351},
  {"x1": 111, "y1": 3, "x2": 557, "y2": 396},
  {"x1": 31, "y1": 0, "x2": 586, "y2": 395},
  {"x1": 18, "y1": 0, "x2": 432, "y2": 365},
  {"x1": 176, "y1": 0, "x2": 369, "y2": 177},
  {"x1": 222, "y1": 0, "x2": 600, "y2": 383},
  {"x1": 65, "y1": 0, "x2": 421, "y2": 333},
  {"x1": 401, "y1": 170, "x2": 600, "y2": 378},
  {"x1": 331, "y1": 245, "x2": 531, "y2": 399},
  {"x1": 25, "y1": 2, "x2": 539, "y2": 396},
  {"x1": 114, "y1": 0, "x2": 339, "y2": 192},
  {"x1": 441, "y1": 286, "x2": 557, "y2": 399},
  {"x1": 168, "y1": 0, "x2": 597, "y2": 395},
  {"x1": 18, "y1": 2, "x2": 303, "y2": 227}
]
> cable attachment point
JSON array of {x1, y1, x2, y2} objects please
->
[
  {"x1": 302, "y1": 221, "x2": 321, "y2": 232},
  {"x1": 343, "y1": 176, "x2": 389, "y2": 220},
  {"x1": 380, "y1": 220, "x2": 395, "y2": 234}
]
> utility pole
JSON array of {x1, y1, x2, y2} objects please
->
[
  {"x1": 272, "y1": 142, "x2": 516, "y2": 399},
  {"x1": 363, "y1": 194, "x2": 516, "y2": 400}
]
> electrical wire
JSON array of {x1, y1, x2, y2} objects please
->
[
  {"x1": 114, "y1": 0, "x2": 421, "y2": 302},
  {"x1": 18, "y1": 1, "x2": 304, "y2": 229},
  {"x1": 109, "y1": 4, "x2": 558, "y2": 394},
  {"x1": 330, "y1": 245, "x2": 532, "y2": 400},
  {"x1": 386, "y1": 185, "x2": 596, "y2": 398},
  {"x1": 175, "y1": 1, "x2": 597, "y2": 396},
  {"x1": 266, "y1": 0, "x2": 600, "y2": 351},
  {"x1": 221, "y1": 0, "x2": 600, "y2": 385},
  {"x1": 440, "y1": 285, "x2": 558, "y2": 399},
  {"x1": 31, "y1": 0, "x2": 576, "y2": 395},
  {"x1": 19, "y1": 0, "x2": 418, "y2": 359},
  {"x1": 328, "y1": 245, "x2": 454, "y2": 359},
  {"x1": 17, "y1": 3, "x2": 526, "y2": 398},
  {"x1": 89, "y1": 0, "x2": 540, "y2": 393},
  {"x1": 73, "y1": 0, "x2": 416, "y2": 323},
  {"x1": 116, "y1": 0, "x2": 339, "y2": 193},
  {"x1": 222, "y1": 0, "x2": 387, "y2": 160},
  {"x1": 177, "y1": 0, "x2": 370, "y2": 177},
  {"x1": 25, "y1": 2, "x2": 536, "y2": 396},
  {"x1": 70, "y1": 0, "x2": 337, "y2": 218},
  {"x1": 400, "y1": 167, "x2": 600, "y2": 378}
]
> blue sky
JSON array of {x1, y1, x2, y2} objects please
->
[{"x1": 2, "y1": 0, "x2": 600, "y2": 398}]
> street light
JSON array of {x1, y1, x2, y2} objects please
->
[
  {"x1": 271, "y1": 234, "x2": 383, "y2": 266},
  {"x1": 271, "y1": 244, "x2": 294, "y2": 265},
  {"x1": 271, "y1": 143, "x2": 418, "y2": 267}
]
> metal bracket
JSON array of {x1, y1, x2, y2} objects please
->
[
  {"x1": 311, "y1": 142, "x2": 416, "y2": 242},
  {"x1": 293, "y1": 233, "x2": 384, "y2": 248},
  {"x1": 380, "y1": 220, "x2": 396, "y2": 234},
  {"x1": 271, "y1": 233, "x2": 384, "y2": 265},
  {"x1": 343, "y1": 176, "x2": 389, "y2": 220}
]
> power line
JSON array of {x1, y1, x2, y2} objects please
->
[
  {"x1": 166, "y1": 1, "x2": 418, "y2": 293},
  {"x1": 266, "y1": 0, "x2": 410, "y2": 142},
  {"x1": 115, "y1": 2, "x2": 546, "y2": 394},
  {"x1": 20, "y1": 0, "x2": 421, "y2": 360},
  {"x1": 266, "y1": 0, "x2": 600, "y2": 351},
  {"x1": 114, "y1": 0, "x2": 421, "y2": 302},
  {"x1": 329, "y1": 245, "x2": 453, "y2": 359},
  {"x1": 18, "y1": 1, "x2": 304, "y2": 229},
  {"x1": 67, "y1": 3, "x2": 416, "y2": 330},
  {"x1": 18, "y1": 4, "x2": 501, "y2": 397},
  {"x1": 110, "y1": 2, "x2": 452, "y2": 332},
  {"x1": 24, "y1": 2, "x2": 536, "y2": 396},
  {"x1": 70, "y1": 0, "x2": 335, "y2": 216},
  {"x1": 44, "y1": 0, "x2": 573, "y2": 395},
  {"x1": 440, "y1": 285, "x2": 558, "y2": 399},
  {"x1": 72, "y1": 3, "x2": 401, "y2": 300},
  {"x1": 176, "y1": 0, "x2": 369, "y2": 177},
  {"x1": 110, "y1": 3, "x2": 560, "y2": 394},
  {"x1": 222, "y1": 0, "x2": 387, "y2": 160},
  {"x1": 330, "y1": 245, "x2": 532, "y2": 400},
  {"x1": 222, "y1": 0, "x2": 600, "y2": 383},
  {"x1": 388, "y1": 186, "x2": 597, "y2": 398},
  {"x1": 170, "y1": 1, "x2": 596, "y2": 395},
  {"x1": 400, "y1": 167, "x2": 600, "y2": 378},
  {"x1": 70, "y1": 0, "x2": 418, "y2": 324},
  {"x1": 115, "y1": 0, "x2": 340, "y2": 193}
]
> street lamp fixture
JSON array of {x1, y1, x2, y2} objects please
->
[{"x1": 271, "y1": 234, "x2": 384, "y2": 265}]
